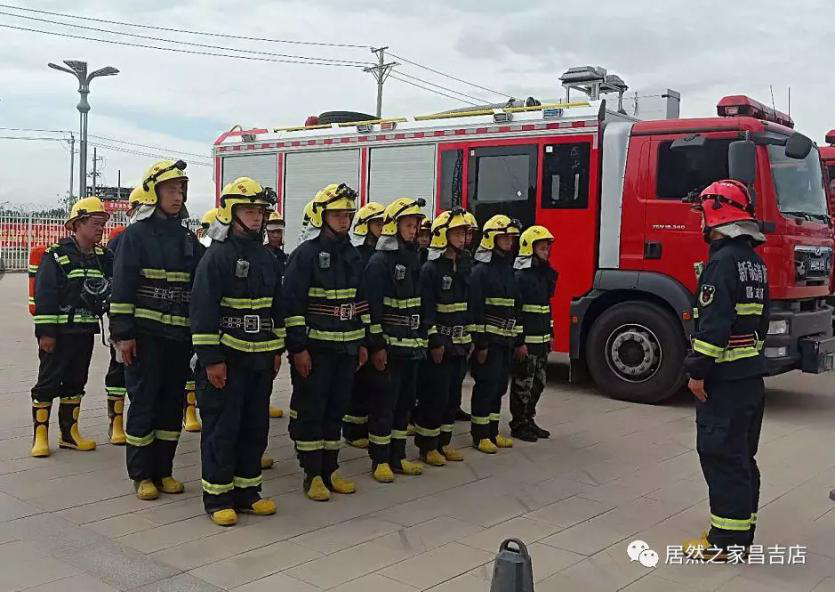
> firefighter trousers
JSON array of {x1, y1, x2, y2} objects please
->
[
  {"x1": 197, "y1": 362, "x2": 271, "y2": 513},
  {"x1": 343, "y1": 364, "x2": 373, "y2": 442},
  {"x1": 697, "y1": 376, "x2": 764, "y2": 548},
  {"x1": 105, "y1": 344, "x2": 127, "y2": 399},
  {"x1": 124, "y1": 334, "x2": 191, "y2": 482},
  {"x1": 469, "y1": 344, "x2": 512, "y2": 443},
  {"x1": 509, "y1": 353, "x2": 547, "y2": 430},
  {"x1": 415, "y1": 354, "x2": 466, "y2": 452},
  {"x1": 367, "y1": 357, "x2": 419, "y2": 466},
  {"x1": 288, "y1": 350, "x2": 356, "y2": 478},
  {"x1": 31, "y1": 333, "x2": 94, "y2": 403}
]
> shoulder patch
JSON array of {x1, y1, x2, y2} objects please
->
[{"x1": 698, "y1": 284, "x2": 716, "y2": 307}]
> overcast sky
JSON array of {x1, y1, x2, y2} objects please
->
[{"x1": 0, "y1": 0, "x2": 831, "y2": 216}]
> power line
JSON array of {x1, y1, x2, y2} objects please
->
[
  {"x1": 87, "y1": 134, "x2": 209, "y2": 160},
  {"x1": 0, "y1": 4, "x2": 371, "y2": 48},
  {"x1": 0, "y1": 23, "x2": 369, "y2": 67},
  {"x1": 0, "y1": 10, "x2": 373, "y2": 65},
  {"x1": 88, "y1": 142, "x2": 213, "y2": 166},
  {"x1": 0, "y1": 126, "x2": 68, "y2": 134},
  {"x1": 395, "y1": 71, "x2": 490, "y2": 103},
  {"x1": 388, "y1": 74, "x2": 478, "y2": 106},
  {"x1": 0, "y1": 135, "x2": 67, "y2": 141},
  {"x1": 387, "y1": 51, "x2": 513, "y2": 99}
]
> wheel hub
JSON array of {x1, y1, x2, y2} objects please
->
[{"x1": 606, "y1": 324, "x2": 662, "y2": 383}]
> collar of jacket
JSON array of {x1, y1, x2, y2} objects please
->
[{"x1": 318, "y1": 228, "x2": 350, "y2": 253}]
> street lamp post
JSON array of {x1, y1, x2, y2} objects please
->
[{"x1": 48, "y1": 60, "x2": 119, "y2": 199}]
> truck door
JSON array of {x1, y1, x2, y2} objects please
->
[{"x1": 466, "y1": 141, "x2": 538, "y2": 229}]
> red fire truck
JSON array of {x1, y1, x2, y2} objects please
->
[
  {"x1": 212, "y1": 83, "x2": 834, "y2": 403},
  {"x1": 822, "y1": 130, "x2": 835, "y2": 212}
]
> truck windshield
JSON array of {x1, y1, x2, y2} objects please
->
[{"x1": 768, "y1": 145, "x2": 829, "y2": 220}]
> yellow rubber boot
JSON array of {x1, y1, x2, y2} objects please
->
[
  {"x1": 31, "y1": 402, "x2": 51, "y2": 458},
  {"x1": 261, "y1": 455, "x2": 275, "y2": 470},
  {"x1": 420, "y1": 450, "x2": 446, "y2": 467},
  {"x1": 495, "y1": 435, "x2": 513, "y2": 448},
  {"x1": 328, "y1": 472, "x2": 356, "y2": 494},
  {"x1": 183, "y1": 391, "x2": 202, "y2": 433},
  {"x1": 306, "y1": 476, "x2": 330, "y2": 501},
  {"x1": 241, "y1": 499, "x2": 277, "y2": 515},
  {"x1": 394, "y1": 460, "x2": 423, "y2": 476},
  {"x1": 211, "y1": 509, "x2": 237, "y2": 526},
  {"x1": 107, "y1": 396, "x2": 127, "y2": 446},
  {"x1": 683, "y1": 530, "x2": 731, "y2": 562},
  {"x1": 373, "y1": 463, "x2": 395, "y2": 483},
  {"x1": 406, "y1": 424, "x2": 416, "y2": 436},
  {"x1": 269, "y1": 405, "x2": 284, "y2": 419},
  {"x1": 475, "y1": 439, "x2": 497, "y2": 454},
  {"x1": 158, "y1": 476, "x2": 184, "y2": 494},
  {"x1": 441, "y1": 445, "x2": 464, "y2": 462},
  {"x1": 347, "y1": 438, "x2": 369, "y2": 449},
  {"x1": 57, "y1": 397, "x2": 96, "y2": 451},
  {"x1": 136, "y1": 479, "x2": 159, "y2": 500}
]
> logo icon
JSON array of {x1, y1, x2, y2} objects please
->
[{"x1": 627, "y1": 540, "x2": 659, "y2": 568}]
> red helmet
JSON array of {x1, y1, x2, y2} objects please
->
[{"x1": 697, "y1": 180, "x2": 755, "y2": 230}]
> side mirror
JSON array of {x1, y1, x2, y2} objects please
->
[
  {"x1": 670, "y1": 134, "x2": 706, "y2": 151},
  {"x1": 785, "y1": 133, "x2": 812, "y2": 159},
  {"x1": 728, "y1": 140, "x2": 756, "y2": 186}
]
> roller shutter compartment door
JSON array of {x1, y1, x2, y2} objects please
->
[{"x1": 369, "y1": 145, "x2": 436, "y2": 217}]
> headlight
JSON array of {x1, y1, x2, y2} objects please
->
[
  {"x1": 765, "y1": 346, "x2": 788, "y2": 358},
  {"x1": 768, "y1": 320, "x2": 789, "y2": 335}
]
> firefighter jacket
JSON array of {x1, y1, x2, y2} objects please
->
[
  {"x1": 190, "y1": 233, "x2": 285, "y2": 371},
  {"x1": 420, "y1": 255, "x2": 471, "y2": 357},
  {"x1": 684, "y1": 237, "x2": 770, "y2": 382},
  {"x1": 33, "y1": 238, "x2": 113, "y2": 338},
  {"x1": 282, "y1": 231, "x2": 367, "y2": 356},
  {"x1": 107, "y1": 231, "x2": 125, "y2": 256},
  {"x1": 469, "y1": 251, "x2": 523, "y2": 350},
  {"x1": 265, "y1": 244, "x2": 288, "y2": 279},
  {"x1": 366, "y1": 239, "x2": 426, "y2": 360},
  {"x1": 516, "y1": 261, "x2": 558, "y2": 356},
  {"x1": 356, "y1": 242, "x2": 376, "y2": 268},
  {"x1": 110, "y1": 214, "x2": 203, "y2": 342}
]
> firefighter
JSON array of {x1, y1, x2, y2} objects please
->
[
  {"x1": 452, "y1": 211, "x2": 479, "y2": 423},
  {"x1": 283, "y1": 183, "x2": 367, "y2": 501},
  {"x1": 342, "y1": 202, "x2": 386, "y2": 448},
  {"x1": 418, "y1": 217, "x2": 432, "y2": 264},
  {"x1": 190, "y1": 177, "x2": 284, "y2": 526},
  {"x1": 365, "y1": 197, "x2": 427, "y2": 482},
  {"x1": 264, "y1": 210, "x2": 288, "y2": 421},
  {"x1": 182, "y1": 207, "x2": 219, "y2": 435},
  {"x1": 682, "y1": 180, "x2": 770, "y2": 560},
  {"x1": 30, "y1": 197, "x2": 113, "y2": 457},
  {"x1": 102, "y1": 187, "x2": 147, "y2": 446},
  {"x1": 510, "y1": 226, "x2": 557, "y2": 442},
  {"x1": 469, "y1": 214, "x2": 523, "y2": 454},
  {"x1": 110, "y1": 159, "x2": 203, "y2": 501},
  {"x1": 414, "y1": 208, "x2": 471, "y2": 465}
]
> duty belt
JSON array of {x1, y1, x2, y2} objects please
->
[
  {"x1": 308, "y1": 302, "x2": 365, "y2": 321},
  {"x1": 485, "y1": 314, "x2": 516, "y2": 330},
  {"x1": 220, "y1": 315, "x2": 273, "y2": 334},
  {"x1": 383, "y1": 313, "x2": 421, "y2": 330},
  {"x1": 728, "y1": 333, "x2": 757, "y2": 348},
  {"x1": 437, "y1": 324, "x2": 467, "y2": 338},
  {"x1": 136, "y1": 286, "x2": 191, "y2": 304}
]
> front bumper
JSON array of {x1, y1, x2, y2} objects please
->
[{"x1": 764, "y1": 301, "x2": 834, "y2": 375}]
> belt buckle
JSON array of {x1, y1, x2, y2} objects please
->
[
  {"x1": 505, "y1": 318, "x2": 516, "y2": 331},
  {"x1": 452, "y1": 325, "x2": 464, "y2": 338},
  {"x1": 410, "y1": 314, "x2": 420, "y2": 330},
  {"x1": 243, "y1": 314, "x2": 261, "y2": 333},
  {"x1": 339, "y1": 303, "x2": 354, "y2": 321}
]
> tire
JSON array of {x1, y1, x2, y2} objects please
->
[
  {"x1": 318, "y1": 111, "x2": 377, "y2": 125},
  {"x1": 586, "y1": 301, "x2": 686, "y2": 404}
]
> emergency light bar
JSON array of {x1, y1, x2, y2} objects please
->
[
  {"x1": 826, "y1": 129, "x2": 835, "y2": 146},
  {"x1": 717, "y1": 95, "x2": 794, "y2": 129}
]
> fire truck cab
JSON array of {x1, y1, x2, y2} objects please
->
[{"x1": 213, "y1": 72, "x2": 834, "y2": 403}]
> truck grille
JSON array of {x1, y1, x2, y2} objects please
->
[{"x1": 795, "y1": 245, "x2": 833, "y2": 285}]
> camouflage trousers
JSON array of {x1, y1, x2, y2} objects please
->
[{"x1": 509, "y1": 353, "x2": 547, "y2": 430}]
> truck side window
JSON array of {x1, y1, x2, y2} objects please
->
[
  {"x1": 656, "y1": 139, "x2": 732, "y2": 199},
  {"x1": 439, "y1": 149, "x2": 463, "y2": 210},
  {"x1": 468, "y1": 144, "x2": 537, "y2": 228},
  {"x1": 541, "y1": 142, "x2": 590, "y2": 209}
]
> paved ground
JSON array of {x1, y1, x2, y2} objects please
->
[{"x1": 0, "y1": 273, "x2": 834, "y2": 592}]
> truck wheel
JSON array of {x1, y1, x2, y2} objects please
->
[
  {"x1": 318, "y1": 111, "x2": 377, "y2": 124},
  {"x1": 586, "y1": 301, "x2": 686, "y2": 404}
]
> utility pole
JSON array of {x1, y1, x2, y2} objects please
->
[
  {"x1": 364, "y1": 47, "x2": 398, "y2": 118},
  {"x1": 68, "y1": 132, "x2": 75, "y2": 210},
  {"x1": 90, "y1": 147, "x2": 101, "y2": 197}
]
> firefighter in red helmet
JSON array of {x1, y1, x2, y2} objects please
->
[{"x1": 682, "y1": 179, "x2": 770, "y2": 561}]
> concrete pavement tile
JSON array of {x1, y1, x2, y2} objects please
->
[
  {"x1": 230, "y1": 572, "x2": 321, "y2": 592},
  {"x1": 129, "y1": 573, "x2": 226, "y2": 592},
  {"x1": 527, "y1": 495, "x2": 614, "y2": 529},
  {"x1": 0, "y1": 554, "x2": 81, "y2": 591},
  {"x1": 424, "y1": 567, "x2": 492, "y2": 592},
  {"x1": 539, "y1": 520, "x2": 630, "y2": 556},
  {"x1": 526, "y1": 542, "x2": 586, "y2": 581},
  {"x1": 377, "y1": 516, "x2": 484, "y2": 555},
  {"x1": 86, "y1": 513, "x2": 158, "y2": 538},
  {"x1": 380, "y1": 541, "x2": 493, "y2": 589},
  {"x1": 814, "y1": 577, "x2": 835, "y2": 591},
  {"x1": 188, "y1": 540, "x2": 322, "y2": 589},
  {"x1": 0, "y1": 491, "x2": 41, "y2": 521},
  {"x1": 18, "y1": 573, "x2": 120, "y2": 592},
  {"x1": 291, "y1": 516, "x2": 402, "y2": 554},
  {"x1": 619, "y1": 572, "x2": 703, "y2": 591},
  {"x1": 461, "y1": 516, "x2": 560, "y2": 552},
  {"x1": 327, "y1": 573, "x2": 418, "y2": 592},
  {"x1": 116, "y1": 515, "x2": 219, "y2": 553},
  {"x1": 555, "y1": 547, "x2": 649, "y2": 592},
  {"x1": 284, "y1": 540, "x2": 414, "y2": 589}
]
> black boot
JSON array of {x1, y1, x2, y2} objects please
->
[
  {"x1": 511, "y1": 424, "x2": 538, "y2": 442},
  {"x1": 531, "y1": 421, "x2": 550, "y2": 439},
  {"x1": 455, "y1": 408, "x2": 471, "y2": 422}
]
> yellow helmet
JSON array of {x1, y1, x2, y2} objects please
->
[
  {"x1": 380, "y1": 197, "x2": 426, "y2": 237},
  {"x1": 309, "y1": 183, "x2": 358, "y2": 229},
  {"x1": 352, "y1": 202, "x2": 385, "y2": 237},
  {"x1": 518, "y1": 225, "x2": 554, "y2": 257},
  {"x1": 128, "y1": 185, "x2": 154, "y2": 209},
  {"x1": 429, "y1": 208, "x2": 470, "y2": 250},
  {"x1": 266, "y1": 211, "x2": 285, "y2": 229},
  {"x1": 420, "y1": 217, "x2": 432, "y2": 233},
  {"x1": 141, "y1": 159, "x2": 188, "y2": 202},
  {"x1": 479, "y1": 214, "x2": 521, "y2": 250},
  {"x1": 216, "y1": 177, "x2": 276, "y2": 225},
  {"x1": 301, "y1": 200, "x2": 315, "y2": 228},
  {"x1": 463, "y1": 211, "x2": 478, "y2": 229},
  {"x1": 200, "y1": 208, "x2": 218, "y2": 228},
  {"x1": 65, "y1": 197, "x2": 110, "y2": 230}
]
